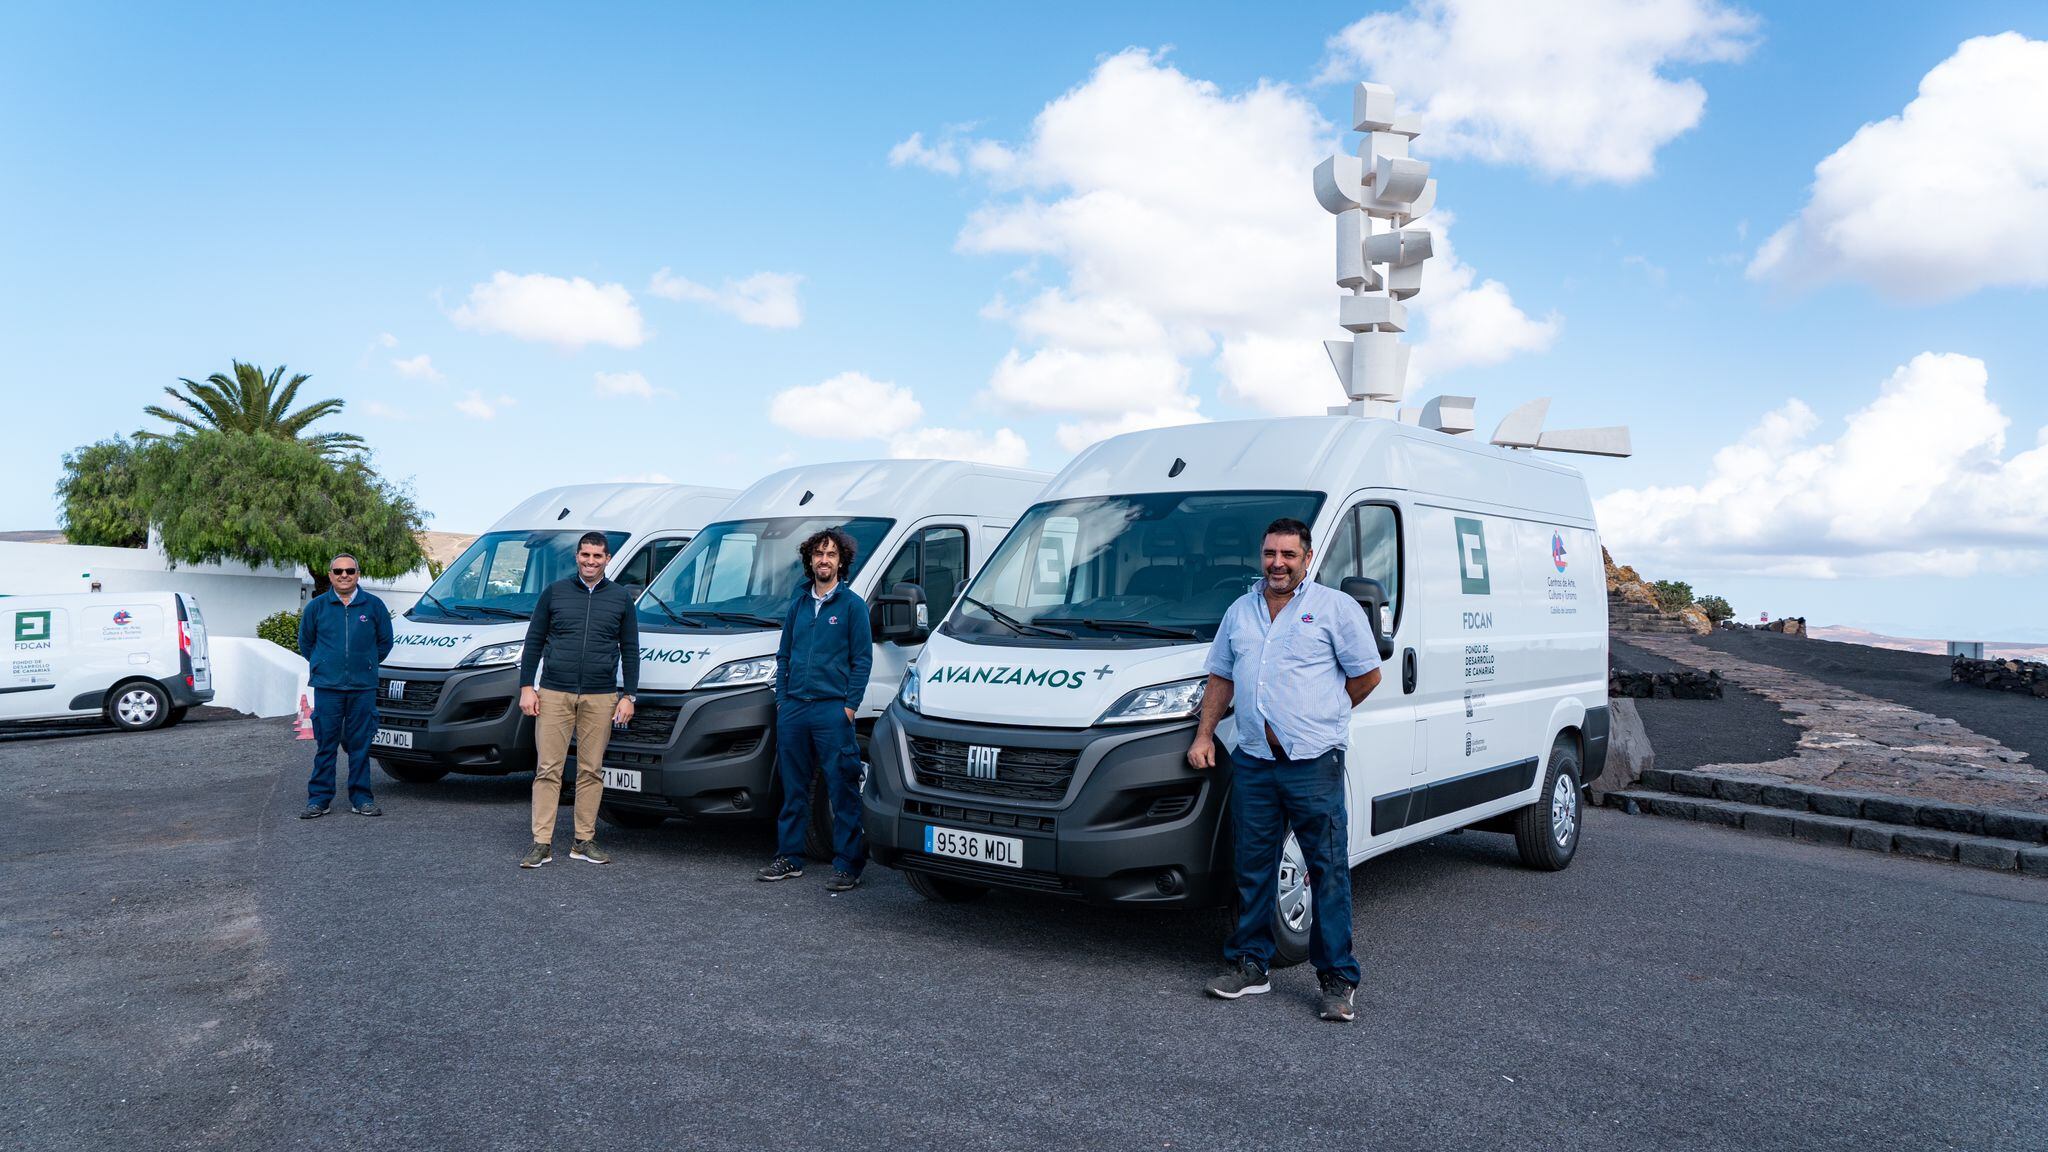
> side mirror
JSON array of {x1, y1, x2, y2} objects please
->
[
  {"x1": 871, "y1": 582, "x2": 930, "y2": 646},
  {"x1": 1340, "y1": 577, "x2": 1396, "y2": 661}
]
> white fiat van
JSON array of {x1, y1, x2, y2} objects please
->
[
  {"x1": 0, "y1": 591, "x2": 214, "y2": 731},
  {"x1": 597, "y1": 459, "x2": 1049, "y2": 852},
  {"x1": 862, "y1": 415, "x2": 1610, "y2": 964},
  {"x1": 371, "y1": 483, "x2": 738, "y2": 781}
]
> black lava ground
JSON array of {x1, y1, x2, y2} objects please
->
[{"x1": 1612, "y1": 639, "x2": 1802, "y2": 772}]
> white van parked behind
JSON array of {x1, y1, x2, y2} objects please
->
[
  {"x1": 863, "y1": 416, "x2": 1609, "y2": 964},
  {"x1": 0, "y1": 591, "x2": 214, "y2": 731},
  {"x1": 371, "y1": 483, "x2": 738, "y2": 782},
  {"x1": 597, "y1": 459, "x2": 1049, "y2": 853}
]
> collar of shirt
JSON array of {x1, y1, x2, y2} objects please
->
[
  {"x1": 333, "y1": 590, "x2": 356, "y2": 608},
  {"x1": 579, "y1": 575, "x2": 604, "y2": 592}
]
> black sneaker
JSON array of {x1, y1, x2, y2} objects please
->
[
  {"x1": 1318, "y1": 973, "x2": 1357, "y2": 1022},
  {"x1": 570, "y1": 839, "x2": 611, "y2": 865},
  {"x1": 519, "y1": 842, "x2": 553, "y2": 869},
  {"x1": 299, "y1": 805, "x2": 330, "y2": 820},
  {"x1": 825, "y1": 870, "x2": 861, "y2": 893},
  {"x1": 1204, "y1": 958, "x2": 1271, "y2": 1000},
  {"x1": 351, "y1": 802, "x2": 383, "y2": 817},
  {"x1": 756, "y1": 857, "x2": 804, "y2": 882}
]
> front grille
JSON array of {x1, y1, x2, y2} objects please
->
[
  {"x1": 901, "y1": 852, "x2": 1078, "y2": 896},
  {"x1": 904, "y1": 797, "x2": 1056, "y2": 834},
  {"x1": 376, "y1": 678, "x2": 443, "y2": 713},
  {"x1": 608, "y1": 704, "x2": 681, "y2": 747},
  {"x1": 907, "y1": 737, "x2": 1078, "y2": 801},
  {"x1": 376, "y1": 713, "x2": 428, "y2": 730}
]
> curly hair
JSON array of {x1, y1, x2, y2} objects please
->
[{"x1": 797, "y1": 526, "x2": 859, "y2": 580}]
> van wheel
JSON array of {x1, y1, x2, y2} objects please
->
[
  {"x1": 1514, "y1": 738, "x2": 1583, "y2": 871},
  {"x1": 599, "y1": 803, "x2": 666, "y2": 830},
  {"x1": 1219, "y1": 832, "x2": 1313, "y2": 969},
  {"x1": 106, "y1": 681, "x2": 170, "y2": 731},
  {"x1": 906, "y1": 870, "x2": 988, "y2": 903},
  {"x1": 379, "y1": 759, "x2": 449, "y2": 784}
]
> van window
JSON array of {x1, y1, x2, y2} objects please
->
[
  {"x1": 1316, "y1": 503, "x2": 1402, "y2": 626},
  {"x1": 635, "y1": 516, "x2": 895, "y2": 633},
  {"x1": 876, "y1": 526, "x2": 971, "y2": 620},
  {"x1": 414, "y1": 530, "x2": 630, "y2": 621},
  {"x1": 615, "y1": 537, "x2": 688, "y2": 589}
]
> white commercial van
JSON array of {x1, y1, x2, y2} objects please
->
[
  {"x1": 595, "y1": 459, "x2": 1049, "y2": 850},
  {"x1": 862, "y1": 416, "x2": 1609, "y2": 964},
  {"x1": 0, "y1": 591, "x2": 214, "y2": 731},
  {"x1": 371, "y1": 483, "x2": 738, "y2": 781}
]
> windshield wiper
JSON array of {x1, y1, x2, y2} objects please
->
[
  {"x1": 678, "y1": 609, "x2": 782, "y2": 628},
  {"x1": 962, "y1": 596, "x2": 1074, "y2": 639},
  {"x1": 465, "y1": 605, "x2": 530, "y2": 620},
  {"x1": 417, "y1": 590, "x2": 482, "y2": 621},
  {"x1": 1069, "y1": 618, "x2": 1202, "y2": 640},
  {"x1": 641, "y1": 589, "x2": 702, "y2": 628}
]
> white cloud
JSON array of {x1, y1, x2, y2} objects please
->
[
  {"x1": 887, "y1": 426, "x2": 1032, "y2": 468},
  {"x1": 1322, "y1": 0, "x2": 1758, "y2": 183},
  {"x1": 1597, "y1": 353, "x2": 2048, "y2": 578},
  {"x1": 593, "y1": 370, "x2": 667, "y2": 400},
  {"x1": 363, "y1": 400, "x2": 411, "y2": 421},
  {"x1": 888, "y1": 131, "x2": 963, "y2": 176},
  {"x1": 1053, "y1": 408, "x2": 1207, "y2": 455},
  {"x1": 390, "y1": 353, "x2": 444, "y2": 382},
  {"x1": 769, "y1": 372, "x2": 924, "y2": 439},
  {"x1": 450, "y1": 271, "x2": 645, "y2": 348},
  {"x1": 455, "y1": 391, "x2": 517, "y2": 421},
  {"x1": 1747, "y1": 33, "x2": 2048, "y2": 299},
  {"x1": 648, "y1": 268, "x2": 803, "y2": 328},
  {"x1": 376, "y1": 332, "x2": 399, "y2": 348}
]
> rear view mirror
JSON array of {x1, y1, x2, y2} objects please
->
[
  {"x1": 1340, "y1": 577, "x2": 1396, "y2": 661},
  {"x1": 871, "y1": 582, "x2": 930, "y2": 646}
]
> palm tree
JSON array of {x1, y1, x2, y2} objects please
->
[{"x1": 141, "y1": 360, "x2": 364, "y2": 457}]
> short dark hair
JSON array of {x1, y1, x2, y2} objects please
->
[
  {"x1": 798, "y1": 527, "x2": 858, "y2": 576},
  {"x1": 576, "y1": 530, "x2": 610, "y2": 554},
  {"x1": 1263, "y1": 517, "x2": 1312, "y2": 552}
]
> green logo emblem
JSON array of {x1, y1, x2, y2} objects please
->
[
  {"x1": 1454, "y1": 517, "x2": 1491, "y2": 596},
  {"x1": 14, "y1": 610, "x2": 52, "y2": 642}
]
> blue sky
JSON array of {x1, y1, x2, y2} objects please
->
[{"x1": 4, "y1": 2, "x2": 2045, "y2": 639}]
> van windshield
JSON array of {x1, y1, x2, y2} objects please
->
[
  {"x1": 410, "y1": 530, "x2": 630, "y2": 621},
  {"x1": 636, "y1": 516, "x2": 894, "y2": 633},
  {"x1": 944, "y1": 490, "x2": 1325, "y2": 645}
]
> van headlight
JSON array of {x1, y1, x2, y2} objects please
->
[
  {"x1": 456, "y1": 641, "x2": 524, "y2": 669},
  {"x1": 1097, "y1": 677, "x2": 1206, "y2": 725},
  {"x1": 699, "y1": 656, "x2": 777, "y2": 688},
  {"x1": 898, "y1": 667, "x2": 921, "y2": 713}
]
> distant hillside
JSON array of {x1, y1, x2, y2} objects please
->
[{"x1": 1807, "y1": 625, "x2": 2048, "y2": 662}]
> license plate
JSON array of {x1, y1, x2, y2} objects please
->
[
  {"x1": 372, "y1": 728, "x2": 412, "y2": 749},
  {"x1": 603, "y1": 767, "x2": 642, "y2": 792},
  {"x1": 923, "y1": 824, "x2": 1024, "y2": 869}
]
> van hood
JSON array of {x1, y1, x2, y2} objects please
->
[
  {"x1": 637, "y1": 630, "x2": 779, "y2": 692},
  {"x1": 912, "y1": 630, "x2": 1209, "y2": 729},
  {"x1": 384, "y1": 617, "x2": 524, "y2": 671}
]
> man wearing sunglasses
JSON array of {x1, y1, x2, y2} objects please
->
[{"x1": 297, "y1": 553, "x2": 395, "y2": 818}]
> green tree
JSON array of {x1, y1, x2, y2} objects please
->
[
  {"x1": 141, "y1": 360, "x2": 364, "y2": 458},
  {"x1": 55, "y1": 436, "x2": 150, "y2": 547},
  {"x1": 1696, "y1": 594, "x2": 1734, "y2": 624},
  {"x1": 1651, "y1": 579, "x2": 1694, "y2": 612},
  {"x1": 135, "y1": 431, "x2": 425, "y2": 591}
]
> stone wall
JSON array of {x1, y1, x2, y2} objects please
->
[
  {"x1": 1604, "y1": 548, "x2": 1711, "y2": 635},
  {"x1": 1610, "y1": 670, "x2": 1725, "y2": 700},
  {"x1": 1952, "y1": 655, "x2": 2048, "y2": 698}
]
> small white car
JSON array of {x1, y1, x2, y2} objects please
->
[{"x1": 0, "y1": 591, "x2": 214, "y2": 731}]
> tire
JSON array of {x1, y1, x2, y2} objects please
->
[
  {"x1": 105, "y1": 680, "x2": 170, "y2": 732},
  {"x1": 905, "y1": 869, "x2": 989, "y2": 903},
  {"x1": 599, "y1": 803, "x2": 667, "y2": 830},
  {"x1": 164, "y1": 707, "x2": 189, "y2": 728},
  {"x1": 1220, "y1": 831, "x2": 1313, "y2": 969},
  {"x1": 378, "y1": 758, "x2": 449, "y2": 784},
  {"x1": 1514, "y1": 737, "x2": 1583, "y2": 871}
]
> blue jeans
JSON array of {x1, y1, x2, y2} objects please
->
[
  {"x1": 308, "y1": 688, "x2": 379, "y2": 808},
  {"x1": 774, "y1": 698, "x2": 866, "y2": 875},
  {"x1": 1225, "y1": 746, "x2": 1361, "y2": 985}
]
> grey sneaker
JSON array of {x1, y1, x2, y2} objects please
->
[
  {"x1": 570, "y1": 839, "x2": 611, "y2": 865},
  {"x1": 1318, "y1": 973, "x2": 1357, "y2": 1022},
  {"x1": 1204, "y1": 958, "x2": 1271, "y2": 1000},
  {"x1": 519, "y1": 842, "x2": 553, "y2": 869},
  {"x1": 825, "y1": 870, "x2": 861, "y2": 893},
  {"x1": 756, "y1": 857, "x2": 804, "y2": 882},
  {"x1": 299, "y1": 804, "x2": 330, "y2": 820},
  {"x1": 351, "y1": 802, "x2": 383, "y2": 817}
]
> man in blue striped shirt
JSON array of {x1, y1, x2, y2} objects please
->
[{"x1": 1188, "y1": 517, "x2": 1382, "y2": 1022}]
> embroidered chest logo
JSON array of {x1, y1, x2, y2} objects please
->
[
  {"x1": 1300, "y1": 613, "x2": 1315, "y2": 625},
  {"x1": 828, "y1": 615, "x2": 839, "y2": 625}
]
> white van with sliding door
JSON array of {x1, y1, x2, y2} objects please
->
[
  {"x1": 0, "y1": 591, "x2": 214, "y2": 731},
  {"x1": 862, "y1": 415, "x2": 1609, "y2": 965}
]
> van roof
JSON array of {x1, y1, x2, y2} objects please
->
[
  {"x1": 713, "y1": 459, "x2": 1051, "y2": 522},
  {"x1": 486, "y1": 484, "x2": 741, "y2": 535},
  {"x1": 1051, "y1": 416, "x2": 1595, "y2": 523}
]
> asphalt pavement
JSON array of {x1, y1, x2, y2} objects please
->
[{"x1": 6, "y1": 716, "x2": 2045, "y2": 1151}]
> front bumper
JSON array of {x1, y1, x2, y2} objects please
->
[
  {"x1": 587, "y1": 685, "x2": 780, "y2": 820},
  {"x1": 862, "y1": 704, "x2": 1234, "y2": 908},
  {"x1": 372, "y1": 663, "x2": 533, "y2": 774}
]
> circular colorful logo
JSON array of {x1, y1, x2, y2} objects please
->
[
  {"x1": 1551, "y1": 531, "x2": 1569, "y2": 572},
  {"x1": 112, "y1": 610, "x2": 132, "y2": 625}
]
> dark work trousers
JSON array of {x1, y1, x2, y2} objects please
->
[
  {"x1": 1225, "y1": 746, "x2": 1361, "y2": 985},
  {"x1": 774, "y1": 697, "x2": 867, "y2": 875},
  {"x1": 309, "y1": 688, "x2": 380, "y2": 809}
]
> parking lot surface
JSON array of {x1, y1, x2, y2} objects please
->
[{"x1": 7, "y1": 715, "x2": 2045, "y2": 1151}]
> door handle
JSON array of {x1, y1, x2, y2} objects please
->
[{"x1": 1402, "y1": 647, "x2": 1417, "y2": 695}]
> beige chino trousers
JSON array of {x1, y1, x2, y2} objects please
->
[{"x1": 531, "y1": 689, "x2": 619, "y2": 844}]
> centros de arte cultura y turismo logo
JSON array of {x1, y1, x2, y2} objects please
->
[{"x1": 1551, "y1": 531, "x2": 1569, "y2": 573}]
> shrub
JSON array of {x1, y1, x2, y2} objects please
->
[
  {"x1": 257, "y1": 610, "x2": 301, "y2": 653},
  {"x1": 1696, "y1": 594, "x2": 1734, "y2": 624},
  {"x1": 1651, "y1": 579, "x2": 1694, "y2": 612}
]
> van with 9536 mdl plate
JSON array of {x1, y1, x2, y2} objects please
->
[
  {"x1": 1, "y1": 591, "x2": 213, "y2": 732},
  {"x1": 862, "y1": 415, "x2": 1610, "y2": 965},
  {"x1": 372, "y1": 483, "x2": 738, "y2": 783}
]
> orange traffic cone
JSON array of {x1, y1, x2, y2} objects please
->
[{"x1": 296, "y1": 694, "x2": 315, "y2": 740}]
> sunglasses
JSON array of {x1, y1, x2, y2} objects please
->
[{"x1": 331, "y1": 567, "x2": 358, "y2": 576}]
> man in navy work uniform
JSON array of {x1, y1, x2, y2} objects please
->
[
  {"x1": 516, "y1": 531, "x2": 639, "y2": 869},
  {"x1": 298, "y1": 552, "x2": 395, "y2": 819},
  {"x1": 758, "y1": 527, "x2": 872, "y2": 892},
  {"x1": 1188, "y1": 517, "x2": 1382, "y2": 1022}
]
